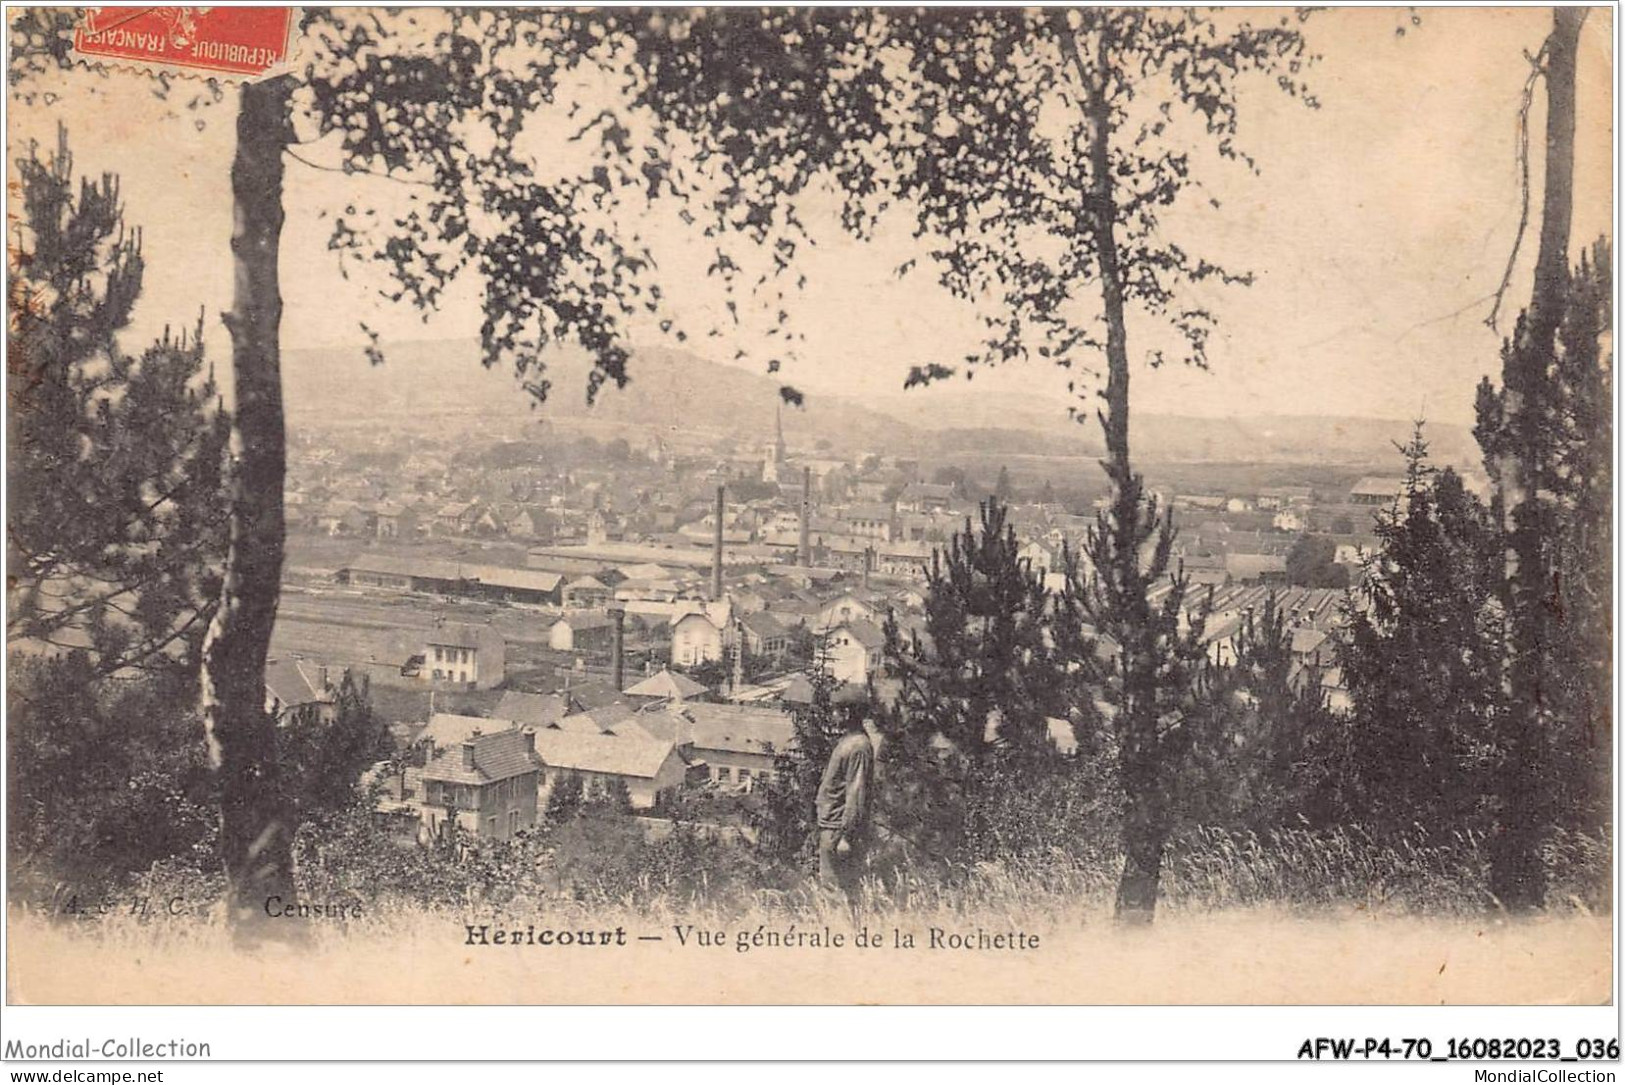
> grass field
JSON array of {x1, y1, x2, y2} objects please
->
[
  {"x1": 6, "y1": 893, "x2": 1610, "y2": 1005},
  {"x1": 11, "y1": 815, "x2": 1610, "y2": 1004},
  {"x1": 9, "y1": 825, "x2": 1614, "y2": 1006}
]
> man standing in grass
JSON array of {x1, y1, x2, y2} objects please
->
[{"x1": 815, "y1": 714, "x2": 876, "y2": 911}]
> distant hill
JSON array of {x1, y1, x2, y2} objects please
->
[
  {"x1": 283, "y1": 337, "x2": 1476, "y2": 470},
  {"x1": 283, "y1": 339, "x2": 918, "y2": 454},
  {"x1": 916, "y1": 414, "x2": 1476, "y2": 470},
  {"x1": 532, "y1": 344, "x2": 916, "y2": 453},
  {"x1": 871, "y1": 387, "x2": 1476, "y2": 469},
  {"x1": 283, "y1": 338, "x2": 532, "y2": 420}
]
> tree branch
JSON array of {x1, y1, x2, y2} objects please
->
[
  {"x1": 284, "y1": 146, "x2": 434, "y2": 188},
  {"x1": 1485, "y1": 40, "x2": 1550, "y2": 332}
]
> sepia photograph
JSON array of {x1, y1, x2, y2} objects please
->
[{"x1": 2, "y1": 2, "x2": 1616, "y2": 1028}]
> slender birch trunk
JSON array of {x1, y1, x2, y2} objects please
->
[
  {"x1": 199, "y1": 76, "x2": 298, "y2": 936},
  {"x1": 1055, "y1": 15, "x2": 1169, "y2": 923}
]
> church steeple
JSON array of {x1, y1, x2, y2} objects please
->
[{"x1": 763, "y1": 401, "x2": 787, "y2": 485}]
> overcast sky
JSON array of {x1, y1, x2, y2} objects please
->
[{"x1": 9, "y1": 7, "x2": 1613, "y2": 426}]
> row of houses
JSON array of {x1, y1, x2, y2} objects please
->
[
  {"x1": 293, "y1": 496, "x2": 564, "y2": 542},
  {"x1": 374, "y1": 692, "x2": 799, "y2": 842},
  {"x1": 667, "y1": 585, "x2": 905, "y2": 686}
]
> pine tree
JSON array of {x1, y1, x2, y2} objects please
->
[
  {"x1": 544, "y1": 771, "x2": 586, "y2": 827},
  {"x1": 994, "y1": 466, "x2": 1014, "y2": 503},
  {"x1": 1186, "y1": 592, "x2": 1342, "y2": 830},
  {"x1": 875, "y1": 498, "x2": 1067, "y2": 864},
  {"x1": 7, "y1": 128, "x2": 231, "y2": 675},
  {"x1": 1547, "y1": 241, "x2": 1612, "y2": 832},
  {"x1": 1339, "y1": 427, "x2": 1504, "y2": 834},
  {"x1": 1473, "y1": 237, "x2": 1613, "y2": 902},
  {"x1": 883, "y1": 497, "x2": 1061, "y2": 761},
  {"x1": 1054, "y1": 474, "x2": 1215, "y2": 918},
  {"x1": 8, "y1": 653, "x2": 218, "y2": 896},
  {"x1": 1470, "y1": 6, "x2": 1590, "y2": 912}
]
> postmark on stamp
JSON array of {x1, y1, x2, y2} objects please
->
[{"x1": 72, "y1": 7, "x2": 298, "y2": 82}]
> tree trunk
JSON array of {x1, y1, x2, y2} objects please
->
[
  {"x1": 1056, "y1": 14, "x2": 1167, "y2": 924},
  {"x1": 199, "y1": 76, "x2": 297, "y2": 938},
  {"x1": 1490, "y1": 8, "x2": 1585, "y2": 913},
  {"x1": 1528, "y1": 10, "x2": 1583, "y2": 330},
  {"x1": 1115, "y1": 780, "x2": 1166, "y2": 923}
]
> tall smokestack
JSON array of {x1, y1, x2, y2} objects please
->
[
  {"x1": 731, "y1": 618, "x2": 745, "y2": 698},
  {"x1": 609, "y1": 605, "x2": 625, "y2": 691},
  {"x1": 712, "y1": 484, "x2": 726, "y2": 601},
  {"x1": 798, "y1": 466, "x2": 812, "y2": 567}
]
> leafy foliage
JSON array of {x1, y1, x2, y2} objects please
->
[
  {"x1": 296, "y1": 10, "x2": 852, "y2": 404},
  {"x1": 543, "y1": 769, "x2": 586, "y2": 826},
  {"x1": 140, "y1": 8, "x2": 1319, "y2": 413},
  {"x1": 617, "y1": 10, "x2": 1317, "y2": 392},
  {"x1": 300, "y1": 13, "x2": 643, "y2": 401},
  {"x1": 275, "y1": 673, "x2": 396, "y2": 825}
]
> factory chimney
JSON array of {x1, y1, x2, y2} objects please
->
[
  {"x1": 609, "y1": 605, "x2": 626, "y2": 691},
  {"x1": 712, "y1": 483, "x2": 726, "y2": 601},
  {"x1": 798, "y1": 466, "x2": 812, "y2": 567}
]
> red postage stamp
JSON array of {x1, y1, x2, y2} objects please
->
[{"x1": 72, "y1": 7, "x2": 298, "y2": 81}]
